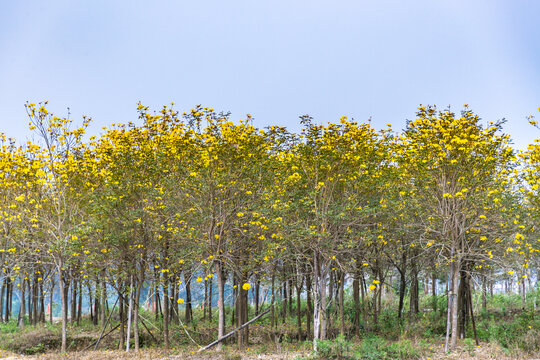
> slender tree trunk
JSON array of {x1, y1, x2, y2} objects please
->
[
  {"x1": 320, "y1": 266, "x2": 327, "y2": 340},
  {"x1": 398, "y1": 254, "x2": 407, "y2": 319},
  {"x1": 288, "y1": 278, "x2": 293, "y2": 316},
  {"x1": 208, "y1": 277, "x2": 213, "y2": 322},
  {"x1": 185, "y1": 270, "x2": 192, "y2": 323},
  {"x1": 271, "y1": 273, "x2": 276, "y2": 341},
  {"x1": 0, "y1": 278, "x2": 5, "y2": 322},
  {"x1": 126, "y1": 276, "x2": 133, "y2": 352},
  {"x1": 353, "y1": 271, "x2": 360, "y2": 336},
  {"x1": 432, "y1": 272, "x2": 437, "y2": 312},
  {"x1": 27, "y1": 279, "x2": 32, "y2": 326},
  {"x1": 93, "y1": 279, "x2": 100, "y2": 326},
  {"x1": 77, "y1": 280, "x2": 82, "y2": 325},
  {"x1": 100, "y1": 276, "x2": 106, "y2": 326},
  {"x1": 306, "y1": 273, "x2": 312, "y2": 340},
  {"x1": 118, "y1": 281, "x2": 125, "y2": 350},
  {"x1": 58, "y1": 265, "x2": 68, "y2": 352},
  {"x1": 313, "y1": 251, "x2": 321, "y2": 351},
  {"x1": 445, "y1": 260, "x2": 453, "y2": 353},
  {"x1": 296, "y1": 283, "x2": 302, "y2": 341},
  {"x1": 203, "y1": 277, "x2": 208, "y2": 320},
  {"x1": 163, "y1": 275, "x2": 170, "y2": 349},
  {"x1": 450, "y1": 256, "x2": 460, "y2": 350},
  {"x1": 255, "y1": 278, "x2": 260, "y2": 316},
  {"x1": 282, "y1": 280, "x2": 287, "y2": 319},
  {"x1": 49, "y1": 279, "x2": 54, "y2": 324},
  {"x1": 71, "y1": 272, "x2": 76, "y2": 325},
  {"x1": 215, "y1": 261, "x2": 226, "y2": 351},
  {"x1": 410, "y1": 263, "x2": 419, "y2": 318},
  {"x1": 18, "y1": 278, "x2": 25, "y2": 328},
  {"x1": 339, "y1": 272, "x2": 345, "y2": 336},
  {"x1": 154, "y1": 272, "x2": 160, "y2": 321},
  {"x1": 134, "y1": 277, "x2": 143, "y2": 351}
]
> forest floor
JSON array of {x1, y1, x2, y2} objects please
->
[{"x1": 0, "y1": 340, "x2": 537, "y2": 360}]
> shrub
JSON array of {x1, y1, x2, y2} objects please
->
[{"x1": 315, "y1": 335, "x2": 352, "y2": 359}]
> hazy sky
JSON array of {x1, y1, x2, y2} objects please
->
[{"x1": 1, "y1": 0, "x2": 539, "y2": 148}]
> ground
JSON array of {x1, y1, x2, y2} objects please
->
[{"x1": 0, "y1": 340, "x2": 537, "y2": 360}]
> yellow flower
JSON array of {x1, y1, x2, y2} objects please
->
[
  {"x1": 508, "y1": 270, "x2": 514, "y2": 275},
  {"x1": 369, "y1": 284, "x2": 376, "y2": 292},
  {"x1": 196, "y1": 277, "x2": 202, "y2": 283},
  {"x1": 242, "y1": 283, "x2": 251, "y2": 291},
  {"x1": 177, "y1": 298, "x2": 184, "y2": 304}
]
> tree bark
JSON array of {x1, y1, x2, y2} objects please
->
[
  {"x1": 58, "y1": 265, "x2": 68, "y2": 352},
  {"x1": 184, "y1": 270, "x2": 193, "y2": 323},
  {"x1": 18, "y1": 278, "x2": 25, "y2": 328},
  {"x1": 215, "y1": 261, "x2": 226, "y2": 351}
]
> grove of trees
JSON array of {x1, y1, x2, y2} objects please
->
[{"x1": 0, "y1": 102, "x2": 538, "y2": 354}]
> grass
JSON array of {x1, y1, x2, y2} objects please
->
[{"x1": 0, "y1": 292, "x2": 537, "y2": 358}]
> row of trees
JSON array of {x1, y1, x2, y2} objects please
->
[{"x1": 0, "y1": 102, "x2": 538, "y2": 352}]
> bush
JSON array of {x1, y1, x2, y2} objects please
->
[
  {"x1": 315, "y1": 335, "x2": 352, "y2": 359},
  {"x1": 354, "y1": 336, "x2": 387, "y2": 360}
]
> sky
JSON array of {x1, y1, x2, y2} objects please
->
[{"x1": 1, "y1": 0, "x2": 539, "y2": 149}]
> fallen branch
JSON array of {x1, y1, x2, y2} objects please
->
[
  {"x1": 198, "y1": 308, "x2": 270, "y2": 353},
  {"x1": 83, "y1": 322, "x2": 122, "y2": 351}
]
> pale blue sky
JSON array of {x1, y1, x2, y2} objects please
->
[{"x1": 1, "y1": 0, "x2": 539, "y2": 148}]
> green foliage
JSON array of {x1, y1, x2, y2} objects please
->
[
  {"x1": 463, "y1": 338, "x2": 476, "y2": 356},
  {"x1": 0, "y1": 319, "x2": 19, "y2": 334},
  {"x1": 315, "y1": 335, "x2": 352, "y2": 359},
  {"x1": 353, "y1": 336, "x2": 424, "y2": 360},
  {"x1": 476, "y1": 309, "x2": 540, "y2": 353}
]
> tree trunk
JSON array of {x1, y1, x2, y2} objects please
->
[
  {"x1": 134, "y1": 277, "x2": 143, "y2": 351},
  {"x1": 77, "y1": 280, "x2": 82, "y2": 325},
  {"x1": 255, "y1": 278, "x2": 260, "y2": 316},
  {"x1": 398, "y1": 253, "x2": 407, "y2": 319},
  {"x1": 71, "y1": 272, "x2": 76, "y2": 325},
  {"x1": 58, "y1": 265, "x2": 68, "y2": 352},
  {"x1": 353, "y1": 271, "x2": 360, "y2": 336},
  {"x1": 185, "y1": 270, "x2": 193, "y2": 323},
  {"x1": 0, "y1": 278, "x2": 5, "y2": 322},
  {"x1": 313, "y1": 251, "x2": 321, "y2": 351},
  {"x1": 271, "y1": 273, "x2": 276, "y2": 341},
  {"x1": 118, "y1": 281, "x2": 125, "y2": 350},
  {"x1": 296, "y1": 283, "x2": 302, "y2": 341},
  {"x1": 410, "y1": 263, "x2": 419, "y2": 318},
  {"x1": 163, "y1": 275, "x2": 170, "y2": 349},
  {"x1": 237, "y1": 271, "x2": 249, "y2": 349},
  {"x1": 215, "y1": 261, "x2": 226, "y2": 351},
  {"x1": 306, "y1": 273, "x2": 312, "y2": 340},
  {"x1": 49, "y1": 279, "x2": 55, "y2": 324},
  {"x1": 208, "y1": 277, "x2": 213, "y2": 322},
  {"x1": 18, "y1": 278, "x2": 25, "y2": 328},
  {"x1": 450, "y1": 256, "x2": 460, "y2": 350},
  {"x1": 126, "y1": 276, "x2": 133, "y2": 352},
  {"x1": 339, "y1": 272, "x2": 345, "y2": 336},
  {"x1": 100, "y1": 276, "x2": 106, "y2": 326}
]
